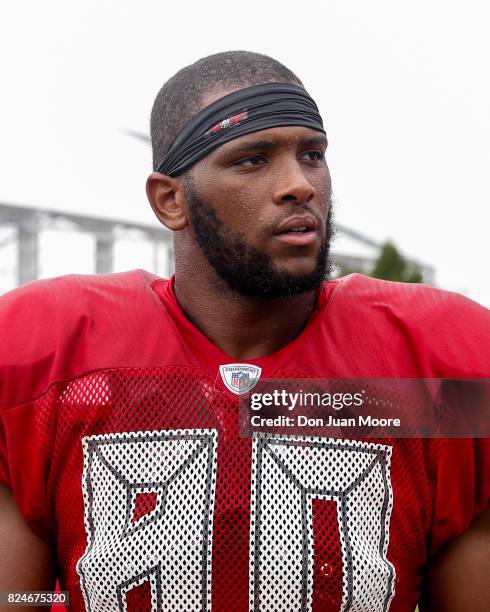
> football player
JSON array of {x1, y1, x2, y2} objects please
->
[{"x1": 1, "y1": 51, "x2": 489, "y2": 611}]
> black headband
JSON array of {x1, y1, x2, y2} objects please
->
[{"x1": 156, "y1": 82, "x2": 325, "y2": 177}]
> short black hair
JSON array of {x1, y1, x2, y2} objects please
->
[{"x1": 150, "y1": 50, "x2": 303, "y2": 171}]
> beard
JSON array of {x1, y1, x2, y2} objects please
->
[{"x1": 184, "y1": 177, "x2": 335, "y2": 299}]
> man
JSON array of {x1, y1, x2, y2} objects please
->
[{"x1": 0, "y1": 51, "x2": 489, "y2": 611}]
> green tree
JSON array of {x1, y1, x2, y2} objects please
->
[{"x1": 371, "y1": 241, "x2": 423, "y2": 283}]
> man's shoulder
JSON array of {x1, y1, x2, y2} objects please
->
[
  {"x1": 0, "y1": 269, "x2": 170, "y2": 332},
  {"x1": 329, "y1": 273, "x2": 488, "y2": 323},
  {"x1": 0, "y1": 270, "x2": 170, "y2": 409},
  {"x1": 322, "y1": 273, "x2": 489, "y2": 376},
  {"x1": 0, "y1": 269, "x2": 159, "y2": 316}
]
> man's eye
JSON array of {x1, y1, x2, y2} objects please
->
[
  {"x1": 236, "y1": 155, "x2": 266, "y2": 166},
  {"x1": 300, "y1": 150, "x2": 325, "y2": 161}
]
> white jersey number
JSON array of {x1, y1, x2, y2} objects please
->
[
  {"x1": 76, "y1": 430, "x2": 218, "y2": 611},
  {"x1": 77, "y1": 431, "x2": 394, "y2": 611},
  {"x1": 250, "y1": 435, "x2": 395, "y2": 611}
]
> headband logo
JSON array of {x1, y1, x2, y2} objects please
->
[{"x1": 204, "y1": 110, "x2": 248, "y2": 139}]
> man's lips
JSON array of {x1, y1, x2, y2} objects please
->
[
  {"x1": 274, "y1": 214, "x2": 318, "y2": 234},
  {"x1": 273, "y1": 214, "x2": 319, "y2": 246},
  {"x1": 274, "y1": 231, "x2": 318, "y2": 246}
]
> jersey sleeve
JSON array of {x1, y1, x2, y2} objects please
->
[
  {"x1": 0, "y1": 411, "x2": 10, "y2": 487},
  {"x1": 0, "y1": 280, "x2": 63, "y2": 544},
  {"x1": 429, "y1": 437, "x2": 490, "y2": 557},
  {"x1": 418, "y1": 290, "x2": 490, "y2": 554},
  {"x1": 0, "y1": 399, "x2": 56, "y2": 544}
]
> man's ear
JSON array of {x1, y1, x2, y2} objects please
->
[{"x1": 146, "y1": 173, "x2": 188, "y2": 231}]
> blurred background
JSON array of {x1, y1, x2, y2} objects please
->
[{"x1": 1, "y1": 0, "x2": 488, "y2": 305}]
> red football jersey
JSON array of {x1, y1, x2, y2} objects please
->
[{"x1": 0, "y1": 270, "x2": 489, "y2": 612}]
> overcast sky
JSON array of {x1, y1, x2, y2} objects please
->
[{"x1": 1, "y1": 0, "x2": 489, "y2": 305}]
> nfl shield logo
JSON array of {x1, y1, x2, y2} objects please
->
[
  {"x1": 232, "y1": 371, "x2": 249, "y2": 389},
  {"x1": 219, "y1": 363, "x2": 262, "y2": 395}
]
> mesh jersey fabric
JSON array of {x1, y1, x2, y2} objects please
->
[{"x1": 0, "y1": 269, "x2": 489, "y2": 612}]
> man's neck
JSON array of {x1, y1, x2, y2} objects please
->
[{"x1": 173, "y1": 274, "x2": 320, "y2": 360}]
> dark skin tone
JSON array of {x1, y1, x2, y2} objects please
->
[
  {"x1": 0, "y1": 484, "x2": 55, "y2": 612},
  {"x1": 419, "y1": 508, "x2": 490, "y2": 611},
  {"x1": 146, "y1": 88, "x2": 332, "y2": 359}
]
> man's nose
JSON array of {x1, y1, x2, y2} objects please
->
[{"x1": 271, "y1": 158, "x2": 316, "y2": 205}]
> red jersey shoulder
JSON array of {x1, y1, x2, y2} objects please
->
[
  {"x1": 0, "y1": 270, "x2": 170, "y2": 409},
  {"x1": 336, "y1": 273, "x2": 488, "y2": 315},
  {"x1": 319, "y1": 274, "x2": 489, "y2": 377}
]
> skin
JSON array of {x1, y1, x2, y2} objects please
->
[
  {"x1": 419, "y1": 508, "x2": 490, "y2": 611},
  {"x1": 0, "y1": 484, "x2": 55, "y2": 611},
  {"x1": 147, "y1": 89, "x2": 332, "y2": 359}
]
